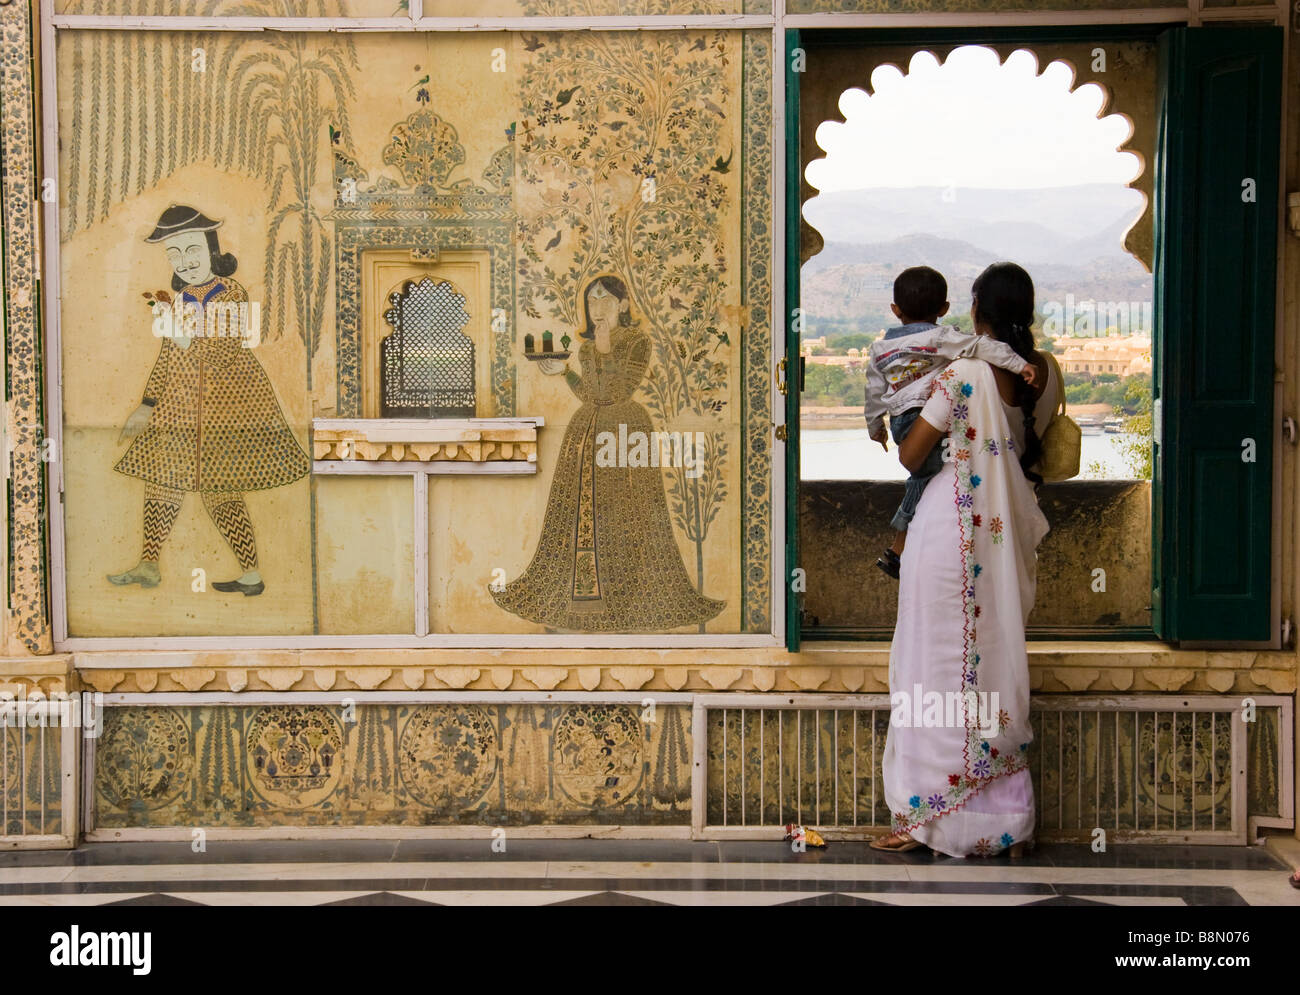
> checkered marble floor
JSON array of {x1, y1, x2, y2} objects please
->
[{"x1": 1, "y1": 840, "x2": 1297, "y2": 906}]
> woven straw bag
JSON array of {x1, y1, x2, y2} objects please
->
[{"x1": 1033, "y1": 352, "x2": 1081, "y2": 482}]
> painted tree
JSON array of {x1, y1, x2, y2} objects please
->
[{"x1": 517, "y1": 30, "x2": 734, "y2": 611}]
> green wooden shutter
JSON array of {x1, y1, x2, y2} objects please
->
[
  {"x1": 784, "y1": 28, "x2": 802, "y2": 651},
  {"x1": 1153, "y1": 25, "x2": 1282, "y2": 642}
]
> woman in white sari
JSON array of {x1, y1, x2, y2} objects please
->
[{"x1": 872, "y1": 262, "x2": 1062, "y2": 858}]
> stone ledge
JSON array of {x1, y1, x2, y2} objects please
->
[
  {"x1": 0, "y1": 655, "x2": 76, "y2": 695},
  {"x1": 53, "y1": 642, "x2": 1298, "y2": 695}
]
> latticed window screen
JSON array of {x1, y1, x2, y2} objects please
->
[{"x1": 380, "y1": 277, "x2": 475, "y2": 417}]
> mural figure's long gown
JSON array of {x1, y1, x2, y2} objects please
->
[{"x1": 492, "y1": 323, "x2": 724, "y2": 631}]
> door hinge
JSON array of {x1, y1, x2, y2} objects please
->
[
  {"x1": 1282, "y1": 416, "x2": 1297, "y2": 446},
  {"x1": 775, "y1": 423, "x2": 788, "y2": 441},
  {"x1": 777, "y1": 357, "x2": 788, "y2": 396}
]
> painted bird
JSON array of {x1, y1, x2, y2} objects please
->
[
  {"x1": 544, "y1": 230, "x2": 562, "y2": 251},
  {"x1": 701, "y1": 98, "x2": 725, "y2": 117},
  {"x1": 712, "y1": 330, "x2": 731, "y2": 352},
  {"x1": 669, "y1": 295, "x2": 687, "y2": 311},
  {"x1": 605, "y1": 120, "x2": 628, "y2": 131},
  {"x1": 555, "y1": 86, "x2": 581, "y2": 108},
  {"x1": 689, "y1": 38, "x2": 706, "y2": 51},
  {"x1": 328, "y1": 123, "x2": 342, "y2": 145},
  {"x1": 409, "y1": 74, "x2": 430, "y2": 91},
  {"x1": 505, "y1": 122, "x2": 516, "y2": 141},
  {"x1": 710, "y1": 149, "x2": 733, "y2": 174},
  {"x1": 522, "y1": 34, "x2": 544, "y2": 52}
]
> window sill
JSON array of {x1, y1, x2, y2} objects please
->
[{"x1": 311, "y1": 416, "x2": 543, "y2": 473}]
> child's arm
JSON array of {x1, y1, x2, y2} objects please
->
[
  {"x1": 863, "y1": 357, "x2": 889, "y2": 444},
  {"x1": 934, "y1": 327, "x2": 1030, "y2": 378}
]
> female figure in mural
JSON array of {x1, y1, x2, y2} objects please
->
[
  {"x1": 872, "y1": 263, "x2": 1060, "y2": 857},
  {"x1": 107, "y1": 205, "x2": 310, "y2": 597},
  {"x1": 491, "y1": 274, "x2": 724, "y2": 631}
]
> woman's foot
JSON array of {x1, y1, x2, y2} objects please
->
[
  {"x1": 107, "y1": 560, "x2": 160, "y2": 588},
  {"x1": 876, "y1": 549, "x2": 901, "y2": 580},
  {"x1": 1008, "y1": 838, "x2": 1036, "y2": 859},
  {"x1": 1290, "y1": 869, "x2": 1300, "y2": 889},
  {"x1": 869, "y1": 831, "x2": 923, "y2": 852}
]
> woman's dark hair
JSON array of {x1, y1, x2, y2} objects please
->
[
  {"x1": 171, "y1": 230, "x2": 237, "y2": 292},
  {"x1": 580, "y1": 275, "x2": 633, "y2": 338},
  {"x1": 971, "y1": 262, "x2": 1042, "y2": 483}
]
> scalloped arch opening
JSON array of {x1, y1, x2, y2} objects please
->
[{"x1": 800, "y1": 43, "x2": 1154, "y2": 276}]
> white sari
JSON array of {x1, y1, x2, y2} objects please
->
[{"x1": 882, "y1": 358, "x2": 1050, "y2": 858}]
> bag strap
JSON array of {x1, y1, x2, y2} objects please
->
[{"x1": 1043, "y1": 351, "x2": 1067, "y2": 418}]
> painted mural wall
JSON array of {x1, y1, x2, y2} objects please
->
[{"x1": 56, "y1": 27, "x2": 773, "y2": 637}]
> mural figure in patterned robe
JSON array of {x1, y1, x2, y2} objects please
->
[
  {"x1": 491, "y1": 275, "x2": 724, "y2": 631},
  {"x1": 106, "y1": 205, "x2": 310, "y2": 597}
]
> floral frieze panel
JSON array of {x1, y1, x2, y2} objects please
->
[{"x1": 93, "y1": 702, "x2": 693, "y2": 828}]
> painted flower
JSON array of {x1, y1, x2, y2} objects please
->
[
  {"x1": 973, "y1": 758, "x2": 991, "y2": 777},
  {"x1": 998, "y1": 709, "x2": 1011, "y2": 730},
  {"x1": 973, "y1": 838, "x2": 995, "y2": 857},
  {"x1": 1019, "y1": 743, "x2": 1029, "y2": 752},
  {"x1": 957, "y1": 494, "x2": 973, "y2": 508},
  {"x1": 909, "y1": 795, "x2": 922, "y2": 809},
  {"x1": 965, "y1": 426, "x2": 977, "y2": 440},
  {"x1": 927, "y1": 794, "x2": 947, "y2": 811},
  {"x1": 972, "y1": 515, "x2": 981, "y2": 527},
  {"x1": 990, "y1": 748, "x2": 999, "y2": 758},
  {"x1": 973, "y1": 563, "x2": 983, "y2": 577},
  {"x1": 948, "y1": 774, "x2": 961, "y2": 786},
  {"x1": 953, "y1": 403, "x2": 968, "y2": 420},
  {"x1": 989, "y1": 517, "x2": 1004, "y2": 534},
  {"x1": 1000, "y1": 833, "x2": 1015, "y2": 848},
  {"x1": 960, "y1": 383, "x2": 973, "y2": 397},
  {"x1": 980, "y1": 741, "x2": 990, "y2": 753},
  {"x1": 971, "y1": 474, "x2": 981, "y2": 488}
]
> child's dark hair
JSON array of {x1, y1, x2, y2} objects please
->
[
  {"x1": 893, "y1": 266, "x2": 948, "y2": 323},
  {"x1": 171, "y1": 230, "x2": 238, "y2": 292},
  {"x1": 971, "y1": 261, "x2": 1042, "y2": 483}
]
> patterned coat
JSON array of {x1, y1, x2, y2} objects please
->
[{"x1": 115, "y1": 276, "x2": 310, "y2": 492}]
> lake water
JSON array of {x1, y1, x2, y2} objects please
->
[{"x1": 802, "y1": 428, "x2": 1142, "y2": 480}]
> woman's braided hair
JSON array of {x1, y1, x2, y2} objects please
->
[{"x1": 971, "y1": 262, "x2": 1043, "y2": 483}]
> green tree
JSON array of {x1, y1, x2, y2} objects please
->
[{"x1": 1115, "y1": 376, "x2": 1153, "y2": 479}]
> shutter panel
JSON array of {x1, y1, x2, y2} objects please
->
[
  {"x1": 1153, "y1": 26, "x2": 1282, "y2": 641},
  {"x1": 784, "y1": 28, "x2": 803, "y2": 651}
]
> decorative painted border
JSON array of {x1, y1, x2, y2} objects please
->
[
  {"x1": 64, "y1": 646, "x2": 1299, "y2": 695},
  {"x1": 1, "y1": 0, "x2": 50, "y2": 655},
  {"x1": 742, "y1": 32, "x2": 773, "y2": 633}
]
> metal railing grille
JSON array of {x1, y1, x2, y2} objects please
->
[
  {"x1": 695, "y1": 695, "x2": 1254, "y2": 844},
  {"x1": 1, "y1": 701, "x2": 78, "y2": 849}
]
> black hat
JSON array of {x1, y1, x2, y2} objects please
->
[{"x1": 144, "y1": 204, "x2": 221, "y2": 243}]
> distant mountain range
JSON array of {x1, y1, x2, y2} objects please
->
[{"x1": 800, "y1": 185, "x2": 1153, "y2": 331}]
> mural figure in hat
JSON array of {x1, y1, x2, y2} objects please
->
[{"x1": 107, "y1": 205, "x2": 309, "y2": 597}]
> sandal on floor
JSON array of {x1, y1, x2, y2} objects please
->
[
  {"x1": 869, "y1": 831, "x2": 922, "y2": 852},
  {"x1": 876, "y1": 549, "x2": 901, "y2": 580}
]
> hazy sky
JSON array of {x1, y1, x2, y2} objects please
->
[{"x1": 805, "y1": 46, "x2": 1141, "y2": 192}]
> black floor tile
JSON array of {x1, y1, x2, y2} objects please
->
[
  {"x1": 100, "y1": 893, "x2": 207, "y2": 906},
  {"x1": 547, "y1": 892, "x2": 671, "y2": 906},
  {"x1": 320, "y1": 892, "x2": 440, "y2": 906}
]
